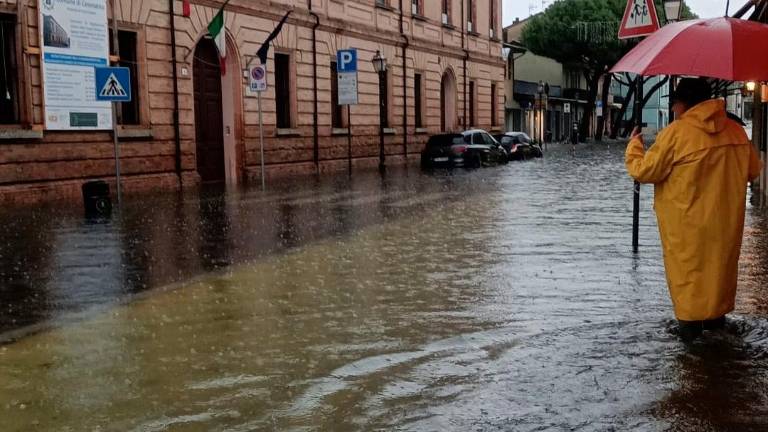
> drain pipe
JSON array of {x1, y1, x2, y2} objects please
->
[
  {"x1": 399, "y1": 0, "x2": 409, "y2": 160},
  {"x1": 169, "y1": 0, "x2": 182, "y2": 184},
  {"x1": 462, "y1": 0, "x2": 467, "y2": 129},
  {"x1": 309, "y1": 1, "x2": 320, "y2": 174}
]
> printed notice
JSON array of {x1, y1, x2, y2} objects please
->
[{"x1": 39, "y1": 0, "x2": 111, "y2": 130}]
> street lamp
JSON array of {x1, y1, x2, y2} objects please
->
[
  {"x1": 745, "y1": 81, "x2": 757, "y2": 93},
  {"x1": 372, "y1": 50, "x2": 387, "y2": 171},
  {"x1": 537, "y1": 80, "x2": 544, "y2": 143},
  {"x1": 664, "y1": 0, "x2": 683, "y2": 23}
]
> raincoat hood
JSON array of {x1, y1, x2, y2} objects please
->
[{"x1": 680, "y1": 99, "x2": 728, "y2": 134}]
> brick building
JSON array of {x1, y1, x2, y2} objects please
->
[{"x1": 0, "y1": 0, "x2": 504, "y2": 203}]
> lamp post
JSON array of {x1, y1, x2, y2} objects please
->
[
  {"x1": 537, "y1": 80, "x2": 545, "y2": 144},
  {"x1": 663, "y1": 0, "x2": 683, "y2": 23},
  {"x1": 372, "y1": 50, "x2": 387, "y2": 172}
]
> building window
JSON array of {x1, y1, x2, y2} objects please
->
[
  {"x1": 331, "y1": 61, "x2": 343, "y2": 128},
  {"x1": 489, "y1": 0, "x2": 497, "y2": 39},
  {"x1": 376, "y1": 0, "x2": 388, "y2": 7},
  {"x1": 467, "y1": 0, "x2": 475, "y2": 33},
  {"x1": 275, "y1": 53, "x2": 291, "y2": 129},
  {"x1": 0, "y1": 13, "x2": 19, "y2": 124},
  {"x1": 491, "y1": 83, "x2": 497, "y2": 126},
  {"x1": 381, "y1": 71, "x2": 389, "y2": 128},
  {"x1": 469, "y1": 80, "x2": 475, "y2": 126},
  {"x1": 411, "y1": 0, "x2": 425, "y2": 15},
  {"x1": 110, "y1": 30, "x2": 140, "y2": 125},
  {"x1": 414, "y1": 72, "x2": 423, "y2": 128},
  {"x1": 442, "y1": 0, "x2": 451, "y2": 24}
]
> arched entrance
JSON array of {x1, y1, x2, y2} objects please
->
[
  {"x1": 441, "y1": 69, "x2": 457, "y2": 132},
  {"x1": 193, "y1": 38, "x2": 225, "y2": 182}
]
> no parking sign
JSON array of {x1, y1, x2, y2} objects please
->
[{"x1": 249, "y1": 64, "x2": 267, "y2": 92}]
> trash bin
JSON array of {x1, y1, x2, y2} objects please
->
[{"x1": 82, "y1": 180, "x2": 112, "y2": 217}]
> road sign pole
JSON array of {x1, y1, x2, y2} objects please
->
[
  {"x1": 632, "y1": 75, "x2": 644, "y2": 253},
  {"x1": 347, "y1": 106, "x2": 352, "y2": 176},
  {"x1": 112, "y1": 102, "x2": 122, "y2": 204},
  {"x1": 110, "y1": 0, "x2": 122, "y2": 206},
  {"x1": 258, "y1": 90, "x2": 265, "y2": 190}
]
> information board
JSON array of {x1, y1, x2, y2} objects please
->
[{"x1": 39, "y1": 0, "x2": 111, "y2": 130}]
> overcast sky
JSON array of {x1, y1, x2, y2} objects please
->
[{"x1": 503, "y1": 0, "x2": 747, "y2": 26}]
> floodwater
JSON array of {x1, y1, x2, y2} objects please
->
[{"x1": 1, "y1": 144, "x2": 767, "y2": 431}]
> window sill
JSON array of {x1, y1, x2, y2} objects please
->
[
  {"x1": 467, "y1": 30, "x2": 481, "y2": 37},
  {"x1": 332, "y1": 128, "x2": 349, "y2": 135},
  {"x1": 442, "y1": 23, "x2": 457, "y2": 31},
  {"x1": 490, "y1": 36, "x2": 502, "y2": 42},
  {"x1": 415, "y1": 127, "x2": 429, "y2": 134},
  {"x1": 277, "y1": 128, "x2": 302, "y2": 137},
  {"x1": 375, "y1": 3, "x2": 396, "y2": 12},
  {"x1": 413, "y1": 14, "x2": 428, "y2": 22},
  {"x1": 0, "y1": 128, "x2": 44, "y2": 140},
  {"x1": 383, "y1": 128, "x2": 396, "y2": 135},
  {"x1": 117, "y1": 127, "x2": 153, "y2": 139}
]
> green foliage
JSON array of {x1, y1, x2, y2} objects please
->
[{"x1": 521, "y1": 0, "x2": 696, "y2": 73}]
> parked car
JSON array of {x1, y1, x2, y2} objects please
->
[
  {"x1": 421, "y1": 130, "x2": 507, "y2": 169},
  {"x1": 493, "y1": 132, "x2": 543, "y2": 161}
]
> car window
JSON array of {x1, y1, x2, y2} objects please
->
[
  {"x1": 452, "y1": 136, "x2": 464, "y2": 145},
  {"x1": 472, "y1": 133, "x2": 485, "y2": 145},
  {"x1": 464, "y1": 134, "x2": 472, "y2": 144},
  {"x1": 501, "y1": 136, "x2": 513, "y2": 145},
  {"x1": 483, "y1": 133, "x2": 498, "y2": 145}
]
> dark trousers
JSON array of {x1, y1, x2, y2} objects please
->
[{"x1": 678, "y1": 316, "x2": 726, "y2": 342}]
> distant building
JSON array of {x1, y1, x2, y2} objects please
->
[{"x1": 503, "y1": 17, "x2": 589, "y2": 141}]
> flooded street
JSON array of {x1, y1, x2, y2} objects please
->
[{"x1": 1, "y1": 143, "x2": 767, "y2": 431}]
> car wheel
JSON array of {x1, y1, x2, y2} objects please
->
[{"x1": 470, "y1": 153, "x2": 482, "y2": 168}]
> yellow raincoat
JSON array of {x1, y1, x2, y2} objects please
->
[{"x1": 626, "y1": 99, "x2": 763, "y2": 321}]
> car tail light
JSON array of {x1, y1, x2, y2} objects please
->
[
  {"x1": 452, "y1": 145, "x2": 468, "y2": 155},
  {"x1": 511, "y1": 144, "x2": 519, "y2": 152}
]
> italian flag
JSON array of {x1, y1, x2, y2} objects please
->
[{"x1": 207, "y1": 7, "x2": 227, "y2": 75}]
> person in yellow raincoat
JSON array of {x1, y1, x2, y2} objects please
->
[{"x1": 625, "y1": 78, "x2": 763, "y2": 342}]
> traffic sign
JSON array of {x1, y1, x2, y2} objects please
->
[
  {"x1": 618, "y1": 0, "x2": 660, "y2": 40},
  {"x1": 250, "y1": 64, "x2": 267, "y2": 92},
  {"x1": 95, "y1": 67, "x2": 131, "y2": 102},
  {"x1": 337, "y1": 49, "x2": 358, "y2": 73},
  {"x1": 337, "y1": 49, "x2": 358, "y2": 105},
  {"x1": 564, "y1": 103, "x2": 571, "y2": 114}
]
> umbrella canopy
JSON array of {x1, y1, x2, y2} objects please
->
[{"x1": 611, "y1": 17, "x2": 768, "y2": 81}]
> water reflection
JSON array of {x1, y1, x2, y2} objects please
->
[{"x1": 0, "y1": 144, "x2": 766, "y2": 430}]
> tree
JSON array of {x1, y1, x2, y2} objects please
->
[{"x1": 522, "y1": 0, "x2": 695, "y2": 140}]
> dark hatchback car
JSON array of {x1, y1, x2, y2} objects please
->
[
  {"x1": 421, "y1": 130, "x2": 507, "y2": 169},
  {"x1": 493, "y1": 132, "x2": 543, "y2": 161}
]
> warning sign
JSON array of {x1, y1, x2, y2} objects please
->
[
  {"x1": 94, "y1": 67, "x2": 132, "y2": 102},
  {"x1": 618, "y1": 0, "x2": 660, "y2": 39}
]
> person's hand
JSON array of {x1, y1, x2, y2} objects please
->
[{"x1": 630, "y1": 127, "x2": 644, "y2": 145}]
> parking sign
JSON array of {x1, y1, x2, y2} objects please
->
[{"x1": 337, "y1": 49, "x2": 358, "y2": 105}]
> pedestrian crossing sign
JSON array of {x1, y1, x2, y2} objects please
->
[{"x1": 95, "y1": 67, "x2": 132, "y2": 102}]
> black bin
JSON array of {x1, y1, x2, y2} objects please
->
[{"x1": 82, "y1": 180, "x2": 112, "y2": 217}]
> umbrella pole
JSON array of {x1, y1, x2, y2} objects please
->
[{"x1": 632, "y1": 76, "x2": 644, "y2": 253}]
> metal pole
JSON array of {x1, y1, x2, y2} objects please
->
[
  {"x1": 632, "y1": 76, "x2": 644, "y2": 253},
  {"x1": 110, "y1": 0, "x2": 122, "y2": 205},
  {"x1": 258, "y1": 90, "x2": 265, "y2": 190},
  {"x1": 378, "y1": 70, "x2": 385, "y2": 172},
  {"x1": 112, "y1": 102, "x2": 122, "y2": 204},
  {"x1": 347, "y1": 106, "x2": 352, "y2": 176}
]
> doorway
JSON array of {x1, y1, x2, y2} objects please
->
[{"x1": 193, "y1": 39, "x2": 225, "y2": 183}]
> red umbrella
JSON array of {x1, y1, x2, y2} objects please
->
[{"x1": 611, "y1": 17, "x2": 768, "y2": 81}]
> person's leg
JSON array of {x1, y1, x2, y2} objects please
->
[
  {"x1": 678, "y1": 320, "x2": 703, "y2": 342},
  {"x1": 703, "y1": 315, "x2": 726, "y2": 331}
]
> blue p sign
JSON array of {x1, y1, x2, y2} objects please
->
[{"x1": 337, "y1": 49, "x2": 357, "y2": 73}]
